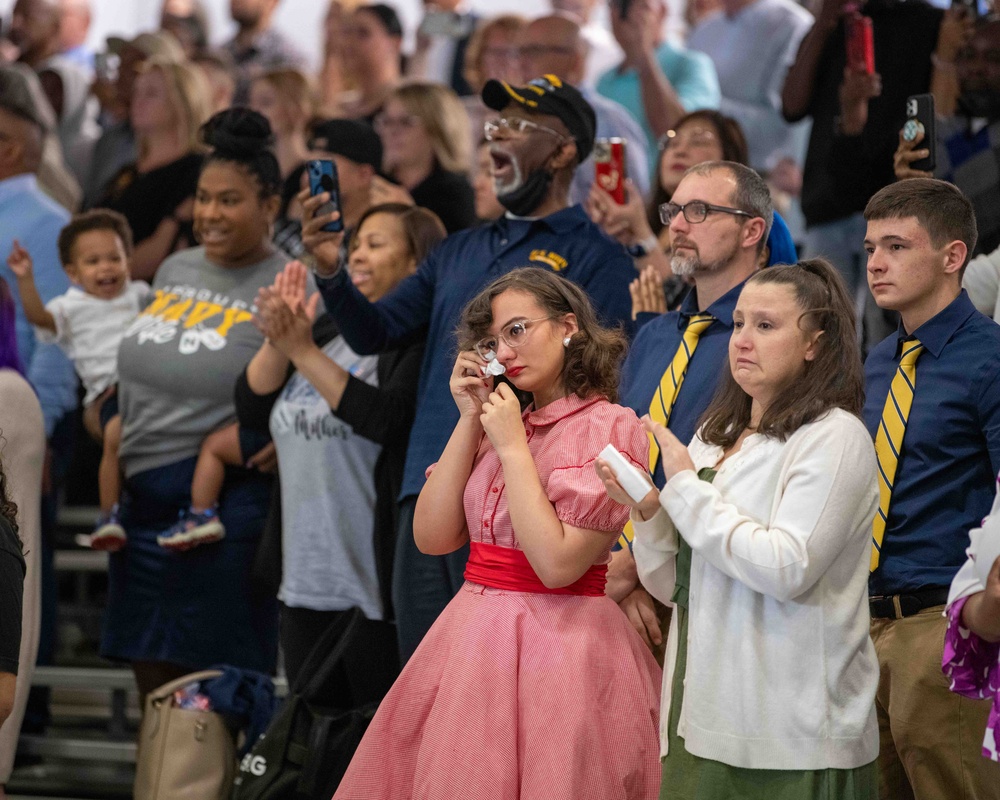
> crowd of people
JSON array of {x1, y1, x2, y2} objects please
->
[{"x1": 0, "y1": 0, "x2": 999, "y2": 798}]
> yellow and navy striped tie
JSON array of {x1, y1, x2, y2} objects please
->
[
  {"x1": 870, "y1": 338, "x2": 924, "y2": 572},
  {"x1": 619, "y1": 313, "x2": 715, "y2": 549}
]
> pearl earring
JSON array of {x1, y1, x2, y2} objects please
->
[{"x1": 563, "y1": 336, "x2": 571, "y2": 347}]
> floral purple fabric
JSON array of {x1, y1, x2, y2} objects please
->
[{"x1": 943, "y1": 596, "x2": 1000, "y2": 761}]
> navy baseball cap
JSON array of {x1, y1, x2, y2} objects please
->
[{"x1": 482, "y1": 73, "x2": 597, "y2": 162}]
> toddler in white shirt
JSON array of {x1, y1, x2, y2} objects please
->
[{"x1": 7, "y1": 210, "x2": 147, "y2": 549}]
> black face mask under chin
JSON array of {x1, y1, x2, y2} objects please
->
[
  {"x1": 497, "y1": 167, "x2": 554, "y2": 217},
  {"x1": 957, "y1": 90, "x2": 1000, "y2": 121}
]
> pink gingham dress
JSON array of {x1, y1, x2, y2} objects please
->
[{"x1": 334, "y1": 394, "x2": 662, "y2": 800}]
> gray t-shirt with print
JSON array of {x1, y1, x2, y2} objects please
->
[
  {"x1": 118, "y1": 246, "x2": 286, "y2": 477},
  {"x1": 271, "y1": 336, "x2": 383, "y2": 619}
]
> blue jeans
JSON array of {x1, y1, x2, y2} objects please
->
[{"x1": 391, "y1": 496, "x2": 470, "y2": 664}]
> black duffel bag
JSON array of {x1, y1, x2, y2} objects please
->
[{"x1": 232, "y1": 608, "x2": 378, "y2": 800}]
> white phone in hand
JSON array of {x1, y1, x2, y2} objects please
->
[{"x1": 599, "y1": 444, "x2": 654, "y2": 503}]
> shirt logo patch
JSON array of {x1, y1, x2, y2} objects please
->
[
  {"x1": 123, "y1": 287, "x2": 254, "y2": 354},
  {"x1": 528, "y1": 249, "x2": 568, "y2": 272}
]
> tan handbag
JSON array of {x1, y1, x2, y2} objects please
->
[{"x1": 134, "y1": 669, "x2": 237, "y2": 800}]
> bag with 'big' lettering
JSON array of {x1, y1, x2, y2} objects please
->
[{"x1": 231, "y1": 608, "x2": 377, "y2": 800}]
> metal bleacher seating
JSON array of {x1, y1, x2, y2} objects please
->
[{"x1": 9, "y1": 502, "x2": 287, "y2": 799}]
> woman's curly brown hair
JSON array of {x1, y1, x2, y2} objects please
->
[
  {"x1": 456, "y1": 268, "x2": 627, "y2": 403},
  {"x1": 0, "y1": 450, "x2": 19, "y2": 537}
]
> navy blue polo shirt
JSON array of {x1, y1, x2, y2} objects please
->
[
  {"x1": 316, "y1": 205, "x2": 636, "y2": 500},
  {"x1": 863, "y1": 290, "x2": 1000, "y2": 596},
  {"x1": 620, "y1": 280, "x2": 745, "y2": 489}
]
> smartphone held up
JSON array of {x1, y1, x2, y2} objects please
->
[
  {"x1": 903, "y1": 94, "x2": 936, "y2": 172},
  {"x1": 307, "y1": 159, "x2": 343, "y2": 234},
  {"x1": 845, "y1": 14, "x2": 875, "y2": 75},
  {"x1": 594, "y1": 138, "x2": 628, "y2": 205}
]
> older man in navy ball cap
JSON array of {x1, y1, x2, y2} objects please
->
[{"x1": 479, "y1": 73, "x2": 597, "y2": 216}]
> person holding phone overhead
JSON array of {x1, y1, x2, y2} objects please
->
[
  {"x1": 782, "y1": 0, "x2": 941, "y2": 301},
  {"x1": 893, "y1": 18, "x2": 1000, "y2": 256},
  {"x1": 238, "y1": 203, "x2": 446, "y2": 692},
  {"x1": 599, "y1": 259, "x2": 880, "y2": 799}
]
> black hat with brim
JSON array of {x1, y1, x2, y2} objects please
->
[
  {"x1": 309, "y1": 119, "x2": 384, "y2": 172},
  {"x1": 482, "y1": 74, "x2": 596, "y2": 163}
]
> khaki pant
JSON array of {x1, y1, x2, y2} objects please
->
[{"x1": 871, "y1": 605, "x2": 1000, "y2": 800}]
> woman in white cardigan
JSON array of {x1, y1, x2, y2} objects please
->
[{"x1": 598, "y1": 260, "x2": 880, "y2": 799}]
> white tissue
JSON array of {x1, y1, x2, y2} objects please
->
[{"x1": 481, "y1": 359, "x2": 506, "y2": 376}]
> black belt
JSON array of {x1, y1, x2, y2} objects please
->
[{"x1": 869, "y1": 587, "x2": 949, "y2": 620}]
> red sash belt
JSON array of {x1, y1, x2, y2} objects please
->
[{"x1": 464, "y1": 541, "x2": 607, "y2": 596}]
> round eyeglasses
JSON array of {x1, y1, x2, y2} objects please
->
[
  {"x1": 475, "y1": 317, "x2": 553, "y2": 360},
  {"x1": 483, "y1": 117, "x2": 568, "y2": 143},
  {"x1": 659, "y1": 200, "x2": 755, "y2": 226}
]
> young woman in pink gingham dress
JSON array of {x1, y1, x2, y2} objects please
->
[{"x1": 334, "y1": 270, "x2": 662, "y2": 800}]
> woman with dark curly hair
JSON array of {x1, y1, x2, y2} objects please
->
[
  {"x1": 334, "y1": 268, "x2": 662, "y2": 799},
  {"x1": 103, "y1": 107, "x2": 288, "y2": 700}
]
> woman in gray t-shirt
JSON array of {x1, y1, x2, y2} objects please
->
[
  {"x1": 238, "y1": 204, "x2": 446, "y2": 693},
  {"x1": 103, "y1": 109, "x2": 288, "y2": 700}
]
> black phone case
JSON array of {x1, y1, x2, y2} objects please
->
[
  {"x1": 905, "y1": 95, "x2": 936, "y2": 173},
  {"x1": 307, "y1": 159, "x2": 343, "y2": 233}
]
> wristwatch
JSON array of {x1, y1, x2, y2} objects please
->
[{"x1": 626, "y1": 235, "x2": 660, "y2": 259}]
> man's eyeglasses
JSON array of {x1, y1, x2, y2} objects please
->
[
  {"x1": 659, "y1": 200, "x2": 755, "y2": 226},
  {"x1": 483, "y1": 117, "x2": 568, "y2": 143},
  {"x1": 475, "y1": 317, "x2": 553, "y2": 360}
]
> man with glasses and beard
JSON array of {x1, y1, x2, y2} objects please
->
[
  {"x1": 301, "y1": 74, "x2": 636, "y2": 663},
  {"x1": 606, "y1": 160, "x2": 774, "y2": 651}
]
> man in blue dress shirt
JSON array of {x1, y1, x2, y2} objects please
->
[
  {"x1": 304, "y1": 75, "x2": 636, "y2": 661},
  {"x1": 862, "y1": 179, "x2": 1000, "y2": 798},
  {"x1": 0, "y1": 67, "x2": 76, "y2": 442},
  {"x1": 610, "y1": 161, "x2": 773, "y2": 644}
]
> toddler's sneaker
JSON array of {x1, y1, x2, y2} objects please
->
[
  {"x1": 89, "y1": 506, "x2": 126, "y2": 552},
  {"x1": 157, "y1": 506, "x2": 225, "y2": 551}
]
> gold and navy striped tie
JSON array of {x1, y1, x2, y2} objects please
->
[
  {"x1": 870, "y1": 338, "x2": 924, "y2": 572},
  {"x1": 619, "y1": 313, "x2": 715, "y2": 549}
]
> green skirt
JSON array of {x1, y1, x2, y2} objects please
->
[
  {"x1": 659, "y1": 602, "x2": 878, "y2": 800},
  {"x1": 662, "y1": 467, "x2": 877, "y2": 799}
]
